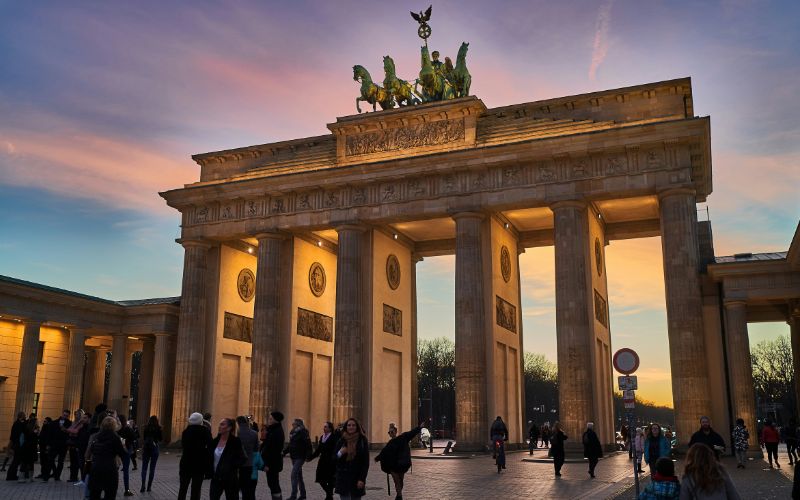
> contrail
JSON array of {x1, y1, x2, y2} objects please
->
[{"x1": 589, "y1": 0, "x2": 614, "y2": 81}]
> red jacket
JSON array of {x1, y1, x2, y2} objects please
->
[{"x1": 761, "y1": 426, "x2": 780, "y2": 444}]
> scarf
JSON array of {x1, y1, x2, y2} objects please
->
[
  {"x1": 342, "y1": 430, "x2": 360, "y2": 461},
  {"x1": 321, "y1": 432, "x2": 331, "y2": 443}
]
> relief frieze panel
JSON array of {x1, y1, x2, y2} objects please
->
[
  {"x1": 344, "y1": 117, "x2": 466, "y2": 157},
  {"x1": 297, "y1": 307, "x2": 333, "y2": 342}
]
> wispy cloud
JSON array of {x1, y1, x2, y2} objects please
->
[{"x1": 588, "y1": 0, "x2": 614, "y2": 81}]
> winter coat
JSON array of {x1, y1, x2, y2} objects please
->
[
  {"x1": 207, "y1": 435, "x2": 246, "y2": 482},
  {"x1": 19, "y1": 427, "x2": 38, "y2": 463},
  {"x1": 260, "y1": 422, "x2": 285, "y2": 473},
  {"x1": 528, "y1": 424, "x2": 540, "y2": 441},
  {"x1": 179, "y1": 424, "x2": 213, "y2": 474},
  {"x1": 688, "y1": 429, "x2": 726, "y2": 456},
  {"x1": 550, "y1": 430, "x2": 567, "y2": 458},
  {"x1": 50, "y1": 418, "x2": 71, "y2": 450},
  {"x1": 142, "y1": 424, "x2": 163, "y2": 455},
  {"x1": 490, "y1": 419, "x2": 508, "y2": 440},
  {"x1": 680, "y1": 467, "x2": 741, "y2": 500},
  {"x1": 634, "y1": 434, "x2": 646, "y2": 455},
  {"x1": 643, "y1": 435, "x2": 670, "y2": 463},
  {"x1": 638, "y1": 473, "x2": 680, "y2": 499},
  {"x1": 334, "y1": 434, "x2": 369, "y2": 496},
  {"x1": 310, "y1": 430, "x2": 340, "y2": 484},
  {"x1": 88, "y1": 429, "x2": 127, "y2": 474},
  {"x1": 118, "y1": 425, "x2": 136, "y2": 452},
  {"x1": 732, "y1": 425, "x2": 749, "y2": 452},
  {"x1": 582, "y1": 429, "x2": 603, "y2": 459},
  {"x1": 238, "y1": 426, "x2": 260, "y2": 467},
  {"x1": 375, "y1": 426, "x2": 420, "y2": 474},
  {"x1": 283, "y1": 426, "x2": 312, "y2": 460},
  {"x1": 761, "y1": 425, "x2": 780, "y2": 444},
  {"x1": 8, "y1": 419, "x2": 26, "y2": 451}
]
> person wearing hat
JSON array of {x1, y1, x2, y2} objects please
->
[
  {"x1": 260, "y1": 411, "x2": 286, "y2": 500},
  {"x1": 178, "y1": 412, "x2": 212, "y2": 500}
]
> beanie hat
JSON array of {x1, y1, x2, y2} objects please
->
[
  {"x1": 188, "y1": 412, "x2": 204, "y2": 425},
  {"x1": 270, "y1": 411, "x2": 284, "y2": 423}
]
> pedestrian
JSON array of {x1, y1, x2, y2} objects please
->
[
  {"x1": 128, "y1": 419, "x2": 140, "y2": 471},
  {"x1": 783, "y1": 417, "x2": 798, "y2": 466},
  {"x1": 731, "y1": 418, "x2": 749, "y2": 469},
  {"x1": 75, "y1": 412, "x2": 93, "y2": 485},
  {"x1": 140, "y1": 415, "x2": 163, "y2": 492},
  {"x1": 688, "y1": 416, "x2": 726, "y2": 460},
  {"x1": 208, "y1": 418, "x2": 246, "y2": 500},
  {"x1": 283, "y1": 418, "x2": 312, "y2": 500},
  {"x1": 309, "y1": 421, "x2": 340, "y2": 500},
  {"x1": 419, "y1": 426, "x2": 431, "y2": 449},
  {"x1": 528, "y1": 421, "x2": 540, "y2": 454},
  {"x1": 178, "y1": 412, "x2": 212, "y2": 500},
  {"x1": 638, "y1": 457, "x2": 679, "y2": 500},
  {"x1": 490, "y1": 416, "x2": 508, "y2": 472},
  {"x1": 621, "y1": 424, "x2": 630, "y2": 456},
  {"x1": 67, "y1": 412, "x2": 89, "y2": 483},
  {"x1": 38, "y1": 416, "x2": 54, "y2": 481},
  {"x1": 18, "y1": 416, "x2": 38, "y2": 483},
  {"x1": 5, "y1": 411, "x2": 27, "y2": 481},
  {"x1": 680, "y1": 443, "x2": 741, "y2": 499},
  {"x1": 582, "y1": 422, "x2": 603, "y2": 479},
  {"x1": 551, "y1": 421, "x2": 567, "y2": 478},
  {"x1": 760, "y1": 419, "x2": 781, "y2": 469},
  {"x1": 117, "y1": 414, "x2": 136, "y2": 496},
  {"x1": 643, "y1": 423, "x2": 670, "y2": 476},
  {"x1": 335, "y1": 417, "x2": 369, "y2": 499},
  {"x1": 237, "y1": 415, "x2": 260, "y2": 500},
  {"x1": 375, "y1": 421, "x2": 423, "y2": 500},
  {"x1": 86, "y1": 416, "x2": 128, "y2": 500},
  {"x1": 541, "y1": 422, "x2": 551, "y2": 449},
  {"x1": 260, "y1": 411, "x2": 286, "y2": 500},
  {"x1": 634, "y1": 427, "x2": 646, "y2": 473}
]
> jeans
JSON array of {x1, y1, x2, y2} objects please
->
[
  {"x1": 141, "y1": 445, "x2": 159, "y2": 488},
  {"x1": 735, "y1": 449, "x2": 747, "y2": 466},
  {"x1": 290, "y1": 458, "x2": 306, "y2": 498},
  {"x1": 765, "y1": 442, "x2": 779, "y2": 465},
  {"x1": 121, "y1": 451, "x2": 131, "y2": 490}
]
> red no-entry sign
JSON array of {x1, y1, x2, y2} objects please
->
[{"x1": 613, "y1": 348, "x2": 640, "y2": 375}]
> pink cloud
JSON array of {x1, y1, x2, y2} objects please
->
[{"x1": 588, "y1": 0, "x2": 615, "y2": 81}]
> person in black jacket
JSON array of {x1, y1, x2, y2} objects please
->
[
  {"x1": 38, "y1": 417, "x2": 54, "y2": 481},
  {"x1": 309, "y1": 421, "x2": 339, "y2": 500},
  {"x1": 688, "y1": 416, "x2": 726, "y2": 459},
  {"x1": 335, "y1": 418, "x2": 369, "y2": 499},
  {"x1": 582, "y1": 422, "x2": 603, "y2": 479},
  {"x1": 178, "y1": 413, "x2": 213, "y2": 500},
  {"x1": 283, "y1": 418, "x2": 312, "y2": 500},
  {"x1": 87, "y1": 416, "x2": 128, "y2": 500},
  {"x1": 374, "y1": 422, "x2": 422, "y2": 500},
  {"x1": 18, "y1": 416, "x2": 39, "y2": 483},
  {"x1": 208, "y1": 418, "x2": 246, "y2": 500},
  {"x1": 140, "y1": 415, "x2": 163, "y2": 492},
  {"x1": 49, "y1": 410, "x2": 71, "y2": 481},
  {"x1": 551, "y1": 421, "x2": 568, "y2": 478},
  {"x1": 260, "y1": 411, "x2": 286, "y2": 500},
  {"x1": 5, "y1": 411, "x2": 27, "y2": 481},
  {"x1": 117, "y1": 414, "x2": 136, "y2": 496},
  {"x1": 528, "y1": 420, "x2": 540, "y2": 455},
  {"x1": 490, "y1": 416, "x2": 509, "y2": 473}
]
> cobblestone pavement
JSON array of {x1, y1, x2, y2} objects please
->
[{"x1": 0, "y1": 448, "x2": 637, "y2": 500}]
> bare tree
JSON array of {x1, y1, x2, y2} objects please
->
[{"x1": 751, "y1": 335, "x2": 796, "y2": 424}]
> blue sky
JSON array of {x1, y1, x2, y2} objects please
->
[{"x1": 1, "y1": 0, "x2": 798, "y2": 405}]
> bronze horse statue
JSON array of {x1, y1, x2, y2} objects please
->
[
  {"x1": 417, "y1": 45, "x2": 454, "y2": 103},
  {"x1": 383, "y1": 56, "x2": 421, "y2": 107},
  {"x1": 450, "y1": 42, "x2": 471, "y2": 98},
  {"x1": 353, "y1": 65, "x2": 394, "y2": 113}
]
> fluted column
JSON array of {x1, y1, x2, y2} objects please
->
[
  {"x1": 789, "y1": 303, "x2": 800, "y2": 418},
  {"x1": 453, "y1": 212, "x2": 487, "y2": 450},
  {"x1": 15, "y1": 320, "x2": 42, "y2": 415},
  {"x1": 137, "y1": 338, "x2": 154, "y2": 426},
  {"x1": 249, "y1": 233, "x2": 286, "y2": 426},
  {"x1": 107, "y1": 334, "x2": 128, "y2": 411},
  {"x1": 333, "y1": 225, "x2": 367, "y2": 425},
  {"x1": 150, "y1": 334, "x2": 171, "y2": 421},
  {"x1": 551, "y1": 201, "x2": 593, "y2": 442},
  {"x1": 725, "y1": 300, "x2": 757, "y2": 447},
  {"x1": 410, "y1": 255, "x2": 422, "y2": 430},
  {"x1": 62, "y1": 329, "x2": 87, "y2": 414},
  {"x1": 83, "y1": 347, "x2": 108, "y2": 408},
  {"x1": 171, "y1": 240, "x2": 210, "y2": 439},
  {"x1": 659, "y1": 188, "x2": 711, "y2": 446}
]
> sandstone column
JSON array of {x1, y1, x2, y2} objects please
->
[
  {"x1": 149, "y1": 334, "x2": 171, "y2": 422},
  {"x1": 724, "y1": 300, "x2": 756, "y2": 447},
  {"x1": 171, "y1": 240, "x2": 210, "y2": 439},
  {"x1": 107, "y1": 334, "x2": 128, "y2": 411},
  {"x1": 15, "y1": 320, "x2": 42, "y2": 414},
  {"x1": 249, "y1": 233, "x2": 286, "y2": 426},
  {"x1": 659, "y1": 188, "x2": 711, "y2": 446},
  {"x1": 410, "y1": 255, "x2": 422, "y2": 431},
  {"x1": 789, "y1": 302, "x2": 800, "y2": 418},
  {"x1": 83, "y1": 347, "x2": 108, "y2": 408},
  {"x1": 333, "y1": 225, "x2": 367, "y2": 425},
  {"x1": 453, "y1": 212, "x2": 488, "y2": 450},
  {"x1": 551, "y1": 201, "x2": 594, "y2": 442},
  {"x1": 137, "y1": 338, "x2": 154, "y2": 426},
  {"x1": 62, "y1": 328, "x2": 86, "y2": 414}
]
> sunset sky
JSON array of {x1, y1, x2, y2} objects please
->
[{"x1": 1, "y1": 1, "x2": 798, "y2": 407}]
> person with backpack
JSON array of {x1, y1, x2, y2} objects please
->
[
  {"x1": 283, "y1": 418, "x2": 312, "y2": 500},
  {"x1": 375, "y1": 422, "x2": 423, "y2": 500},
  {"x1": 309, "y1": 421, "x2": 340, "y2": 500},
  {"x1": 732, "y1": 417, "x2": 750, "y2": 469},
  {"x1": 490, "y1": 416, "x2": 509, "y2": 473},
  {"x1": 638, "y1": 457, "x2": 680, "y2": 500}
]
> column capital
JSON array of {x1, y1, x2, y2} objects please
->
[
  {"x1": 177, "y1": 238, "x2": 212, "y2": 249},
  {"x1": 451, "y1": 211, "x2": 485, "y2": 222},
  {"x1": 334, "y1": 223, "x2": 368, "y2": 233},
  {"x1": 254, "y1": 231, "x2": 289, "y2": 242},
  {"x1": 550, "y1": 199, "x2": 587, "y2": 212},
  {"x1": 657, "y1": 187, "x2": 696, "y2": 201},
  {"x1": 412, "y1": 253, "x2": 424, "y2": 264}
]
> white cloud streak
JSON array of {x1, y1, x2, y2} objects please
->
[{"x1": 589, "y1": 0, "x2": 615, "y2": 81}]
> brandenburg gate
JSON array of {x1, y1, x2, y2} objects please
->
[{"x1": 160, "y1": 76, "x2": 716, "y2": 449}]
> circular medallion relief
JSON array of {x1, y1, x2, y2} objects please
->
[
  {"x1": 308, "y1": 262, "x2": 326, "y2": 297},
  {"x1": 595, "y1": 238, "x2": 603, "y2": 276},
  {"x1": 237, "y1": 268, "x2": 255, "y2": 302},
  {"x1": 386, "y1": 254, "x2": 401, "y2": 290},
  {"x1": 500, "y1": 245, "x2": 512, "y2": 283}
]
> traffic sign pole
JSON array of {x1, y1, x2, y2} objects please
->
[{"x1": 614, "y1": 348, "x2": 641, "y2": 499}]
